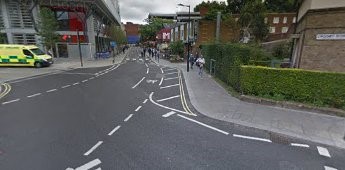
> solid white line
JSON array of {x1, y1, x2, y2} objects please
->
[
  {"x1": 83, "y1": 141, "x2": 103, "y2": 156},
  {"x1": 233, "y1": 134, "x2": 272, "y2": 143},
  {"x1": 82, "y1": 80, "x2": 88, "y2": 83},
  {"x1": 149, "y1": 92, "x2": 190, "y2": 115},
  {"x1": 27, "y1": 93, "x2": 41, "y2": 98},
  {"x1": 159, "y1": 77, "x2": 164, "y2": 86},
  {"x1": 162, "y1": 111, "x2": 176, "y2": 118},
  {"x1": 160, "y1": 67, "x2": 164, "y2": 74},
  {"x1": 324, "y1": 166, "x2": 338, "y2": 170},
  {"x1": 164, "y1": 77, "x2": 179, "y2": 81},
  {"x1": 160, "y1": 84, "x2": 179, "y2": 89},
  {"x1": 108, "y1": 125, "x2": 121, "y2": 136},
  {"x1": 143, "y1": 99, "x2": 148, "y2": 104},
  {"x1": 73, "y1": 82, "x2": 80, "y2": 86},
  {"x1": 177, "y1": 114, "x2": 229, "y2": 135},
  {"x1": 290, "y1": 143, "x2": 310, "y2": 148},
  {"x1": 146, "y1": 68, "x2": 149, "y2": 74},
  {"x1": 46, "y1": 89, "x2": 57, "y2": 93},
  {"x1": 124, "y1": 114, "x2": 133, "y2": 122},
  {"x1": 2, "y1": 99, "x2": 20, "y2": 105},
  {"x1": 317, "y1": 146, "x2": 331, "y2": 157},
  {"x1": 145, "y1": 63, "x2": 148, "y2": 67},
  {"x1": 164, "y1": 68, "x2": 176, "y2": 72},
  {"x1": 132, "y1": 77, "x2": 146, "y2": 89},
  {"x1": 157, "y1": 95, "x2": 180, "y2": 102},
  {"x1": 135, "y1": 106, "x2": 142, "y2": 112},
  {"x1": 75, "y1": 158, "x2": 102, "y2": 170},
  {"x1": 164, "y1": 72, "x2": 178, "y2": 75},
  {"x1": 62, "y1": 85, "x2": 71, "y2": 89}
]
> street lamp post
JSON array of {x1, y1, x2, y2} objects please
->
[{"x1": 178, "y1": 3, "x2": 191, "y2": 72}]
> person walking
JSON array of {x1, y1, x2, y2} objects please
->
[
  {"x1": 196, "y1": 55, "x2": 205, "y2": 78},
  {"x1": 189, "y1": 53, "x2": 195, "y2": 69}
]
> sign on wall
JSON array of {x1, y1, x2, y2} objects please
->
[{"x1": 316, "y1": 34, "x2": 345, "y2": 40}]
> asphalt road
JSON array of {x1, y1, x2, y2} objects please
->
[{"x1": 0, "y1": 47, "x2": 344, "y2": 170}]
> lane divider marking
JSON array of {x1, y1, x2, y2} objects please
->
[
  {"x1": 124, "y1": 114, "x2": 133, "y2": 122},
  {"x1": 146, "y1": 68, "x2": 149, "y2": 74},
  {"x1": 233, "y1": 134, "x2": 272, "y2": 143},
  {"x1": 159, "y1": 77, "x2": 164, "y2": 86},
  {"x1": 290, "y1": 143, "x2": 310, "y2": 148},
  {"x1": 0, "y1": 83, "x2": 11, "y2": 99},
  {"x1": 145, "y1": 63, "x2": 148, "y2": 67},
  {"x1": 135, "y1": 106, "x2": 142, "y2": 112},
  {"x1": 62, "y1": 85, "x2": 71, "y2": 89},
  {"x1": 27, "y1": 93, "x2": 42, "y2": 98},
  {"x1": 317, "y1": 146, "x2": 331, "y2": 157},
  {"x1": 178, "y1": 70, "x2": 196, "y2": 116},
  {"x1": 143, "y1": 99, "x2": 148, "y2": 104},
  {"x1": 132, "y1": 77, "x2": 146, "y2": 89},
  {"x1": 67, "y1": 158, "x2": 101, "y2": 170},
  {"x1": 157, "y1": 95, "x2": 181, "y2": 102},
  {"x1": 2, "y1": 98, "x2": 20, "y2": 105},
  {"x1": 82, "y1": 80, "x2": 88, "y2": 83},
  {"x1": 73, "y1": 82, "x2": 80, "y2": 86},
  {"x1": 160, "y1": 84, "x2": 179, "y2": 89},
  {"x1": 162, "y1": 111, "x2": 176, "y2": 118},
  {"x1": 89, "y1": 77, "x2": 95, "y2": 80},
  {"x1": 46, "y1": 89, "x2": 57, "y2": 93},
  {"x1": 84, "y1": 141, "x2": 103, "y2": 156},
  {"x1": 108, "y1": 125, "x2": 121, "y2": 136},
  {"x1": 177, "y1": 114, "x2": 229, "y2": 135}
]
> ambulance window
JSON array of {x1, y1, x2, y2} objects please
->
[{"x1": 23, "y1": 50, "x2": 33, "y2": 57}]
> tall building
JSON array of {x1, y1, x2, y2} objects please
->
[
  {"x1": 0, "y1": 0, "x2": 121, "y2": 58},
  {"x1": 124, "y1": 22, "x2": 140, "y2": 44}
]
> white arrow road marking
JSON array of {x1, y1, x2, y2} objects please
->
[
  {"x1": 317, "y1": 146, "x2": 331, "y2": 157},
  {"x1": 177, "y1": 114, "x2": 229, "y2": 135},
  {"x1": 132, "y1": 77, "x2": 146, "y2": 89},
  {"x1": 162, "y1": 111, "x2": 176, "y2": 118},
  {"x1": 84, "y1": 141, "x2": 103, "y2": 156},
  {"x1": 157, "y1": 95, "x2": 181, "y2": 102},
  {"x1": 233, "y1": 134, "x2": 272, "y2": 143}
]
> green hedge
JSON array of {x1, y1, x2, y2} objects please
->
[{"x1": 241, "y1": 66, "x2": 345, "y2": 109}]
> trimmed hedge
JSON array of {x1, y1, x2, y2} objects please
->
[{"x1": 240, "y1": 66, "x2": 345, "y2": 110}]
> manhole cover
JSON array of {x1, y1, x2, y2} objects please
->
[{"x1": 270, "y1": 133, "x2": 290, "y2": 145}]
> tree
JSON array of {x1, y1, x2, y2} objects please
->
[
  {"x1": 108, "y1": 24, "x2": 127, "y2": 45},
  {"x1": 37, "y1": 7, "x2": 59, "y2": 52},
  {"x1": 0, "y1": 34, "x2": 6, "y2": 43},
  {"x1": 264, "y1": 0, "x2": 297, "y2": 12},
  {"x1": 169, "y1": 40, "x2": 184, "y2": 57},
  {"x1": 194, "y1": 1, "x2": 228, "y2": 12},
  {"x1": 139, "y1": 18, "x2": 172, "y2": 41},
  {"x1": 227, "y1": 0, "x2": 251, "y2": 14},
  {"x1": 239, "y1": 0, "x2": 269, "y2": 42}
]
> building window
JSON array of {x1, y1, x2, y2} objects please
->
[
  {"x1": 12, "y1": 34, "x2": 36, "y2": 44},
  {"x1": 283, "y1": 17, "x2": 287, "y2": 24},
  {"x1": 292, "y1": 17, "x2": 297, "y2": 23},
  {"x1": 282, "y1": 27, "x2": 289, "y2": 33},
  {"x1": 264, "y1": 17, "x2": 268, "y2": 24},
  {"x1": 273, "y1": 17, "x2": 280, "y2": 24},
  {"x1": 269, "y1": 27, "x2": 276, "y2": 33}
]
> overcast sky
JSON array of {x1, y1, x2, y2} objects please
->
[{"x1": 119, "y1": 0, "x2": 226, "y2": 24}]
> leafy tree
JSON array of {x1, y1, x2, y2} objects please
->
[
  {"x1": 194, "y1": 1, "x2": 228, "y2": 12},
  {"x1": 108, "y1": 24, "x2": 127, "y2": 45},
  {"x1": 227, "y1": 0, "x2": 251, "y2": 14},
  {"x1": 0, "y1": 34, "x2": 6, "y2": 43},
  {"x1": 239, "y1": 0, "x2": 269, "y2": 42},
  {"x1": 169, "y1": 40, "x2": 184, "y2": 57},
  {"x1": 264, "y1": 0, "x2": 297, "y2": 12},
  {"x1": 37, "y1": 7, "x2": 59, "y2": 51},
  {"x1": 140, "y1": 18, "x2": 172, "y2": 41}
]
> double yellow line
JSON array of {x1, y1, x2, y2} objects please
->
[
  {"x1": 178, "y1": 70, "x2": 197, "y2": 116},
  {"x1": 0, "y1": 83, "x2": 11, "y2": 99}
]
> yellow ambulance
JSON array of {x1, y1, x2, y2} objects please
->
[{"x1": 0, "y1": 44, "x2": 53, "y2": 68}]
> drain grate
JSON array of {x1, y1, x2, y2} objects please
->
[{"x1": 270, "y1": 133, "x2": 291, "y2": 145}]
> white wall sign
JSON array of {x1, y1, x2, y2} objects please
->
[{"x1": 316, "y1": 34, "x2": 345, "y2": 40}]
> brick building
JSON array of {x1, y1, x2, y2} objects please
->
[
  {"x1": 124, "y1": 22, "x2": 140, "y2": 44},
  {"x1": 292, "y1": 0, "x2": 345, "y2": 72}
]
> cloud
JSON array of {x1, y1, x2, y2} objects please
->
[{"x1": 119, "y1": 0, "x2": 226, "y2": 24}]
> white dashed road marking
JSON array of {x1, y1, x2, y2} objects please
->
[
  {"x1": 157, "y1": 95, "x2": 181, "y2": 102},
  {"x1": 177, "y1": 114, "x2": 229, "y2": 135},
  {"x1": 145, "y1": 63, "x2": 148, "y2": 67},
  {"x1": 162, "y1": 111, "x2": 176, "y2": 118},
  {"x1": 233, "y1": 134, "x2": 272, "y2": 143},
  {"x1": 46, "y1": 89, "x2": 57, "y2": 93},
  {"x1": 82, "y1": 80, "x2": 88, "y2": 83},
  {"x1": 164, "y1": 72, "x2": 178, "y2": 75},
  {"x1": 108, "y1": 125, "x2": 121, "y2": 136},
  {"x1": 135, "y1": 106, "x2": 142, "y2": 112},
  {"x1": 83, "y1": 141, "x2": 103, "y2": 156},
  {"x1": 324, "y1": 166, "x2": 338, "y2": 170},
  {"x1": 124, "y1": 114, "x2": 133, "y2": 122},
  {"x1": 68, "y1": 158, "x2": 102, "y2": 170},
  {"x1": 2, "y1": 99, "x2": 20, "y2": 105},
  {"x1": 143, "y1": 99, "x2": 148, "y2": 104},
  {"x1": 89, "y1": 77, "x2": 95, "y2": 80},
  {"x1": 159, "y1": 77, "x2": 164, "y2": 86},
  {"x1": 160, "y1": 68, "x2": 164, "y2": 74},
  {"x1": 146, "y1": 68, "x2": 149, "y2": 74},
  {"x1": 317, "y1": 146, "x2": 331, "y2": 157},
  {"x1": 73, "y1": 82, "x2": 80, "y2": 86},
  {"x1": 164, "y1": 77, "x2": 179, "y2": 81},
  {"x1": 160, "y1": 84, "x2": 179, "y2": 89},
  {"x1": 27, "y1": 93, "x2": 41, "y2": 98},
  {"x1": 132, "y1": 77, "x2": 146, "y2": 89},
  {"x1": 62, "y1": 85, "x2": 71, "y2": 89},
  {"x1": 290, "y1": 143, "x2": 310, "y2": 148}
]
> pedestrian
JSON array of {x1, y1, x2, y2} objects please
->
[
  {"x1": 157, "y1": 50, "x2": 160, "y2": 63},
  {"x1": 154, "y1": 49, "x2": 158, "y2": 60},
  {"x1": 143, "y1": 48, "x2": 146, "y2": 57},
  {"x1": 151, "y1": 48, "x2": 154, "y2": 58},
  {"x1": 196, "y1": 55, "x2": 205, "y2": 78},
  {"x1": 189, "y1": 54, "x2": 195, "y2": 69}
]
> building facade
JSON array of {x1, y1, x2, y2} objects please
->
[
  {"x1": 292, "y1": 0, "x2": 345, "y2": 72},
  {"x1": 0, "y1": 0, "x2": 121, "y2": 58},
  {"x1": 124, "y1": 22, "x2": 140, "y2": 44}
]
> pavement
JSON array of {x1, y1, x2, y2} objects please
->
[
  {"x1": 150, "y1": 57, "x2": 345, "y2": 150},
  {"x1": 0, "y1": 52, "x2": 127, "y2": 84},
  {"x1": 0, "y1": 47, "x2": 343, "y2": 169}
]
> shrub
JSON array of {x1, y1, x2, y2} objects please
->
[{"x1": 240, "y1": 66, "x2": 345, "y2": 109}]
